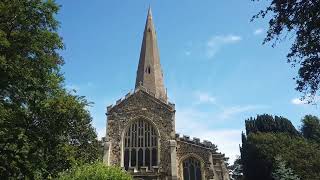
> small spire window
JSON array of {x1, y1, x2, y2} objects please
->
[{"x1": 146, "y1": 66, "x2": 151, "y2": 74}]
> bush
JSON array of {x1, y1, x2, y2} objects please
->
[{"x1": 57, "y1": 162, "x2": 132, "y2": 180}]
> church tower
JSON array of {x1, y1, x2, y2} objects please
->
[
  {"x1": 135, "y1": 7, "x2": 167, "y2": 102},
  {"x1": 103, "y1": 8, "x2": 230, "y2": 180}
]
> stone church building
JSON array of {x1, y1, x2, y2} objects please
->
[{"x1": 103, "y1": 8, "x2": 230, "y2": 180}]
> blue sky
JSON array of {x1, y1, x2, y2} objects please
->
[{"x1": 56, "y1": 0, "x2": 320, "y2": 163}]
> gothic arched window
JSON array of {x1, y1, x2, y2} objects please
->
[
  {"x1": 123, "y1": 119, "x2": 158, "y2": 170},
  {"x1": 183, "y1": 157, "x2": 202, "y2": 180}
]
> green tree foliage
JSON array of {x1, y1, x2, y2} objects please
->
[
  {"x1": 245, "y1": 114, "x2": 299, "y2": 135},
  {"x1": 241, "y1": 114, "x2": 320, "y2": 180},
  {"x1": 272, "y1": 156, "x2": 300, "y2": 180},
  {"x1": 252, "y1": 0, "x2": 320, "y2": 102},
  {"x1": 57, "y1": 162, "x2": 132, "y2": 180},
  {"x1": 301, "y1": 115, "x2": 320, "y2": 143},
  {"x1": 0, "y1": 0, "x2": 99, "y2": 178}
]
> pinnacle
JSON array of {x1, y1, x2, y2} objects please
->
[{"x1": 147, "y1": 6, "x2": 152, "y2": 18}]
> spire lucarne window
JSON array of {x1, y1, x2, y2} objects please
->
[{"x1": 123, "y1": 119, "x2": 158, "y2": 171}]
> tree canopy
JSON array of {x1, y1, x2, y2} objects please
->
[
  {"x1": 301, "y1": 115, "x2": 320, "y2": 143},
  {"x1": 252, "y1": 0, "x2": 320, "y2": 102},
  {"x1": 241, "y1": 114, "x2": 320, "y2": 180},
  {"x1": 245, "y1": 114, "x2": 299, "y2": 135},
  {"x1": 0, "y1": 0, "x2": 100, "y2": 178}
]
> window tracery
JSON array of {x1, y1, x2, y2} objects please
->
[{"x1": 123, "y1": 119, "x2": 158, "y2": 170}]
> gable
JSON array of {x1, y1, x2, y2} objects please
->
[{"x1": 107, "y1": 89, "x2": 175, "y2": 115}]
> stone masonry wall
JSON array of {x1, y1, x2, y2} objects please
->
[
  {"x1": 176, "y1": 135, "x2": 229, "y2": 180},
  {"x1": 105, "y1": 89, "x2": 176, "y2": 178}
]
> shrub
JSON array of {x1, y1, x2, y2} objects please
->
[{"x1": 57, "y1": 162, "x2": 132, "y2": 180}]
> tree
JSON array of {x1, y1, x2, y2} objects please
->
[
  {"x1": 301, "y1": 115, "x2": 320, "y2": 143},
  {"x1": 272, "y1": 156, "x2": 300, "y2": 180},
  {"x1": 241, "y1": 114, "x2": 320, "y2": 180},
  {"x1": 0, "y1": 0, "x2": 99, "y2": 178},
  {"x1": 229, "y1": 156, "x2": 243, "y2": 180},
  {"x1": 252, "y1": 0, "x2": 320, "y2": 102},
  {"x1": 245, "y1": 114, "x2": 299, "y2": 136},
  {"x1": 241, "y1": 132, "x2": 320, "y2": 180},
  {"x1": 57, "y1": 162, "x2": 132, "y2": 180}
]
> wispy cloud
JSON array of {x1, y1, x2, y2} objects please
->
[
  {"x1": 219, "y1": 105, "x2": 268, "y2": 120},
  {"x1": 206, "y1": 34, "x2": 242, "y2": 58},
  {"x1": 253, "y1": 28, "x2": 263, "y2": 35}
]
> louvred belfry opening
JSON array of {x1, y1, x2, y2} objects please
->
[{"x1": 135, "y1": 7, "x2": 167, "y2": 101}]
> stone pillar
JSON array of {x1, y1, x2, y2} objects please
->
[
  {"x1": 221, "y1": 161, "x2": 230, "y2": 180},
  {"x1": 103, "y1": 142, "x2": 111, "y2": 165},
  {"x1": 209, "y1": 152, "x2": 215, "y2": 180},
  {"x1": 169, "y1": 140, "x2": 177, "y2": 180}
]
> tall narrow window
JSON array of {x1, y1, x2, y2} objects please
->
[
  {"x1": 182, "y1": 157, "x2": 202, "y2": 180},
  {"x1": 123, "y1": 120, "x2": 158, "y2": 170},
  {"x1": 124, "y1": 149, "x2": 129, "y2": 170}
]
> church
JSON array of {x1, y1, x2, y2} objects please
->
[{"x1": 103, "y1": 8, "x2": 230, "y2": 180}]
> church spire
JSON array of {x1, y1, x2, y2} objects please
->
[{"x1": 135, "y1": 7, "x2": 167, "y2": 101}]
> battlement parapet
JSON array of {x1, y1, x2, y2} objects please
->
[{"x1": 176, "y1": 133, "x2": 217, "y2": 151}]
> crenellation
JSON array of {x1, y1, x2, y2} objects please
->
[
  {"x1": 193, "y1": 137, "x2": 200, "y2": 144},
  {"x1": 182, "y1": 135, "x2": 190, "y2": 141},
  {"x1": 175, "y1": 133, "x2": 180, "y2": 138},
  {"x1": 168, "y1": 102, "x2": 175, "y2": 108},
  {"x1": 175, "y1": 133, "x2": 219, "y2": 150},
  {"x1": 107, "y1": 105, "x2": 113, "y2": 112},
  {"x1": 125, "y1": 91, "x2": 132, "y2": 99},
  {"x1": 116, "y1": 98, "x2": 122, "y2": 105},
  {"x1": 203, "y1": 140, "x2": 213, "y2": 147}
]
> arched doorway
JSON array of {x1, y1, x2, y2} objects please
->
[
  {"x1": 182, "y1": 157, "x2": 202, "y2": 180},
  {"x1": 123, "y1": 119, "x2": 158, "y2": 171}
]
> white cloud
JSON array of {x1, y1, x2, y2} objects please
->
[
  {"x1": 253, "y1": 28, "x2": 263, "y2": 35},
  {"x1": 195, "y1": 92, "x2": 216, "y2": 104},
  {"x1": 291, "y1": 98, "x2": 306, "y2": 105},
  {"x1": 175, "y1": 102, "x2": 267, "y2": 163},
  {"x1": 195, "y1": 129, "x2": 242, "y2": 163},
  {"x1": 96, "y1": 126, "x2": 106, "y2": 140},
  {"x1": 206, "y1": 34, "x2": 242, "y2": 58},
  {"x1": 175, "y1": 107, "x2": 242, "y2": 163},
  {"x1": 291, "y1": 96, "x2": 320, "y2": 105}
]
